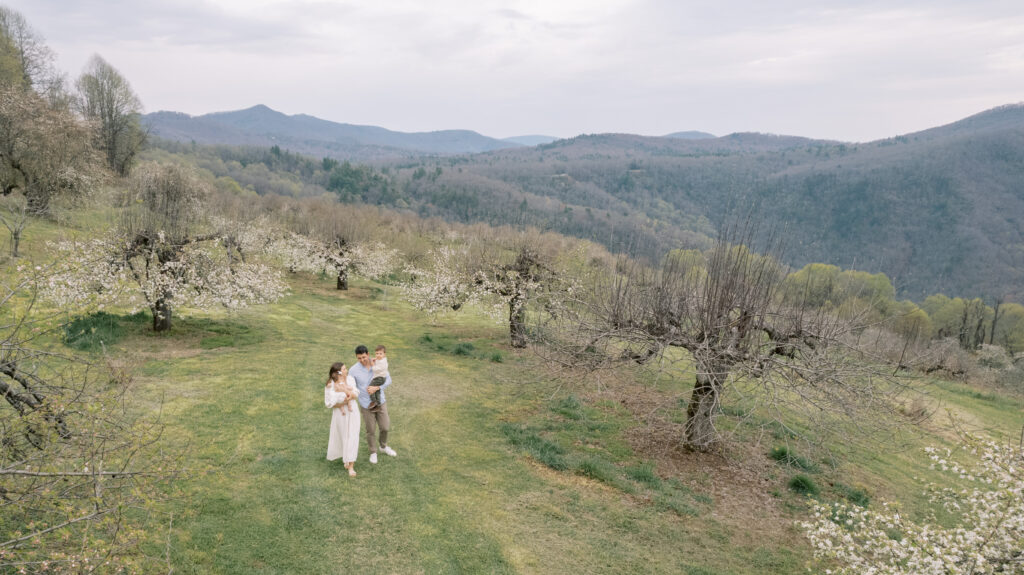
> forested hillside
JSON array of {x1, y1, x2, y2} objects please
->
[
  {"x1": 151, "y1": 104, "x2": 1024, "y2": 299},
  {"x1": 401, "y1": 106, "x2": 1024, "y2": 299}
]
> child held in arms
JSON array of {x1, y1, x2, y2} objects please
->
[
  {"x1": 328, "y1": 363, "x2": 358, "y2": 415},
  {"x1": 368, "y1": 345, "x2": 389, "y2": 410}
]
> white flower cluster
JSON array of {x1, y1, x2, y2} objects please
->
[
  {"x1": 349, "y1": 241, "x2": 399, "y2": 281},
  {"x1": 210, "y1": 215, "x2": 278, "y2": 255},
  {"x1": 474, "y1": 267, "x2": 545, "y2": 322},
  {"x1": 401, "y1": 246, "x2": 476, "y2": 316},
  {"x1": 43, "y1": 231, "x2": 288, "y2": 318},
  {"x1": 803, "y1": 441, "x2": 1024, "y2": 574},
  {"x1": 42, "y1": 236, "x2": 131, "y2": 309},
  {"x1": 268, "y1": 234, "x2": 398, "y2": 282},
  {"x1": 269, "y1": 232, "x2": 331, "y2": 274}
]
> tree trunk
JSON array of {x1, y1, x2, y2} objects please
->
[
  {"x1": 336, "y1": 266, "x2": 348, "y2": 290},
  {"x1": 509, "y1": 296, "x2": 527, "y2": 348},
  {"x1": 152, "y1": 298, "x2": 172, "y2": 332},
  {"x1": 684, "y1": 358, "x2": 729, "y2": 451},
  {"x1": 990, "y1": 299, "x2": 1002, "y2": 345},
  {"x1": 10, "y1": 228, "x2": 19, "y2": 257}
]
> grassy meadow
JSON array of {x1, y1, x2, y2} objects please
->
[{"x1": 6, "y1": 215, "x2": 1023, "y2": 574}]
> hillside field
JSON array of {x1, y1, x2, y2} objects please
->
[{"x1": 16, "y1": 211, "x2": 1014, "y2": 574}]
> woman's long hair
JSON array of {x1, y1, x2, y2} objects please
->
[{"x1": 326, "y1": 362, "x2": 346, "y2": 386}]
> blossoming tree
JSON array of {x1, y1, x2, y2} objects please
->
[
  {"x1": 44, "y1": 163, "x2": 287, "y2": 331},
  {"x1": 803, "y1": 438, "x2": 1024, "y2": 574},
  {"x1": 402, "y1": 240, "x2": 571, "y2": 346},
  {"x1": 402, "y1": 244, "x2": 478, "y2": 320},
  {"x1": 270, "y1": 233, "x2": 399, "y2": 288}
]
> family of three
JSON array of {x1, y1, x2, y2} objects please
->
[{"x1": 324, "y1": 344, "x2": 397, "y2": 477}]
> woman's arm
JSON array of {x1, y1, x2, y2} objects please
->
[{"x1": 339, "y1": 384, "x2": 358, "y2": 402}]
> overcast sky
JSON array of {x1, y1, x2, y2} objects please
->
[{"x1": 8, "y1": 0, "x2": 1024, "y2": 141}]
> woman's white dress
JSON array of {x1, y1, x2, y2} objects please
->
[{"x1": 325, "y1": 376, "x2": 360, "y2": 463}]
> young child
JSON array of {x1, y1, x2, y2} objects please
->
[
  {"x1": 327, "y1": 363, "x2": 358, "y2": 415},
  {"x1": 367, "y1": 345, "x2": 389, "y2": 410}
]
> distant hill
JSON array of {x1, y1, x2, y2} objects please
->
[
  {"x1": 501, "y1": 135, "x2": 561, "y2": 146},
  {"x1": 143, "y1": 105, "x2": 521, "y2": 160},
  {"x1": 148, "y1": 103, "x2": 1024, "y2": 299},
  {"x1": 374, "y1": 105, "x2": 1024, "y2": 299},
  {"x1": 663, "y1": 130, "x2": 716, "y2": 140}
]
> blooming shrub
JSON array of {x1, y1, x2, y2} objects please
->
[{"x1": 803, "y1": 440, "x2": 1024, "y2": 574}]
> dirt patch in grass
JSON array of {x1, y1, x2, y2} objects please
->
[{"x1": 602, "y1": 386, "x2": 807, "y2": 550}]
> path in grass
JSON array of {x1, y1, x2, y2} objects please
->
[{"x1": 127, "y1": 279, "x2": 803, "y2": 574}]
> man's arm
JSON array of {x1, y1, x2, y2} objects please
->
[{"x1": 367, "y1": 373, "x2": 391, "y2": 395}]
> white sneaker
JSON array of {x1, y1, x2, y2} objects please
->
[
  {"x1": 369, "y1": 452, "x2": 378, "y2": 464},
  {"x1": 382, "y1": 446, "x2": 397, "y2": 457}
]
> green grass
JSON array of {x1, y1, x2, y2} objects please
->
[
  {"x1": 835, "y1": 483, "x2": 871, "y2": 507},
  {"x1": 625, "y1": 463, "x2": 662, "y2": 488},
  {"x1": 501, "y1": 423, "x2": 569, "y2": 470},
  {"x1": 788, "y1": 474, "x2": 820, "y2": 496},
  {"x1": 11, "y1": 212, "x2": 1021, "y2": 574},
  {"x1": 63, "y1": 310, "x2": 148, "y2": 351},
  {"x1": 106, "y1": 275, "x2": 790, "y2": 574},
  {"x1": 768, "y1": 445, "x2": 820, "y2": 472}
]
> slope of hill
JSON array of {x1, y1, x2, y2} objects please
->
[
  {"x1": 147, "y1": 103, "x2": 1024, "y2": 299},
  {"x1": 143, "y1": 105, "x2": 521, "y2": 160},
  {"x1": 382, "y1": 105, "x2": 1024, "y2": 299},
  {"x1": 501, "y1": 135, "x2": 561, "y2": 146},
  {"x1": 663, "y1": 130, "x2": 715, "y2": 139}
]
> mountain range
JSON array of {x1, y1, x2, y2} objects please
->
[
  {"x1": 143, "y1": 105, "x2": 529, "y2": 160},
  {"x1": 146, "y1": 103, "x2": 1024, "y2": 300}
]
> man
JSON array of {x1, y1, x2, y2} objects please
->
[{"x1": 349, "y1": 344, "x2": 397, "y2": 463}]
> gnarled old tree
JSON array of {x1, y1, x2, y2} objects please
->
[
  {"x1": 268, "y1": 197, "x2": 399, "y2": 290},
  {"x1": 475, "y1": 244, "x2": 559, "y2": 348},
  {"x1": 563, "y1": 227, "x2": 913, "y2": 452},
  {"x1": 44, "y1": 163, "x2": 287, "y2": 331},
  {"x1": 403, "y1": 238, "x2": 571, "y2": 347}
]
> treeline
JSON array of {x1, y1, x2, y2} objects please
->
[
  {"x1": 424, "y1": 127, "x2": 1024, "y2": 301},
  {"x1": 777, "y1": 262, "x2": 1024, "y2": 354},
  {"x1": 0, "y1": 7, "x2": 146, "y2": 213}
]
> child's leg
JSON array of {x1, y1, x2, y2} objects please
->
[{"x1": 369, "y1": 376, "x2": 385, "y2": 405}]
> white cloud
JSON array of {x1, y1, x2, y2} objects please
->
[{"x1": 6, "y1": 0, "x2": 1024, "y2": 141}]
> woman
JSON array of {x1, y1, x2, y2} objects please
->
[{"x1": 325, "y1": 362, "x2": 361, "y2": 476}]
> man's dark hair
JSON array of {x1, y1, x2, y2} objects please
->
[{"x1": 355, "y1": 345, "x2": 369, "y2": 356}]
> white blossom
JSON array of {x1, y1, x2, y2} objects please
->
[
  {"x1": 401, "y1": 245, "x2": 477, "y2": 317},
  {"x1": 43, "y1": 227, "x2": 288, "y2": 324},
  {"x1": 803, "y1": 439, "x2": 1024, "y2": 574}
]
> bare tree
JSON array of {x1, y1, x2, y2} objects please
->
[
  {"x1": 556, "y1": 225, "x2": 914, "y2": 452},
  {"x1": 75, "y1": 55, "x2": 146, "y2": 176},
  {"x1": 0, "y1": 268, "x2": 184, "y2": 570},
  {"x1": 0, "y1": 6, "x2": 57, "y2": 91},
  {"x1": 0, "y1": 189, "x2": 27, "y2": 256}
]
